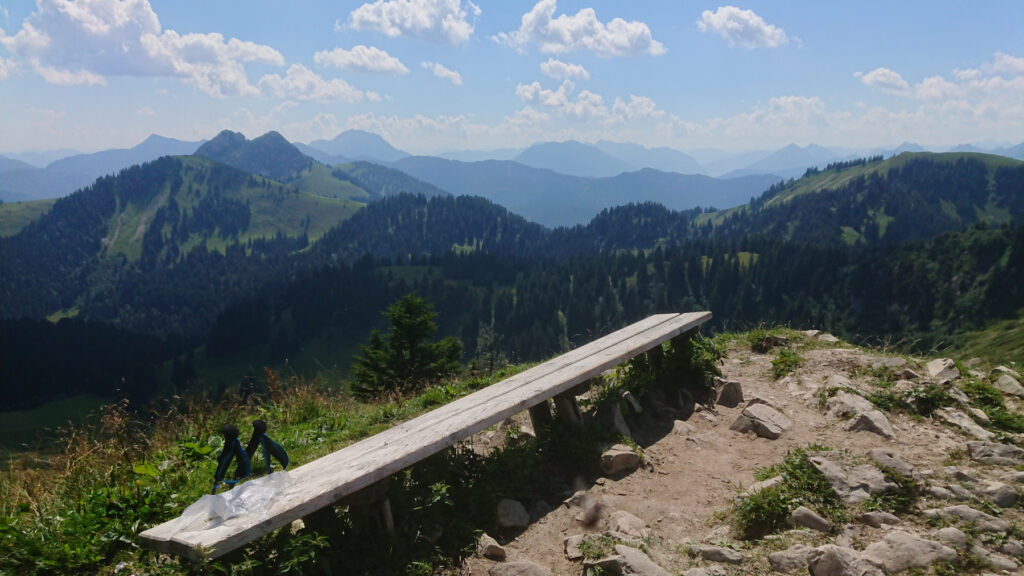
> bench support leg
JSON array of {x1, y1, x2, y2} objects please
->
[
  {"x1": 528, "y1": 399, "x2": 553, "y2": 434},
  {"x1": 344, "y1": 479, "x2": 395, "y2": 536},
  {"x1": 553, "y1": 391, "x2": 583, "y2": 427}
]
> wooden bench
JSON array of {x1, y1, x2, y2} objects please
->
[{"x1": 139, "y1": 311, "x2": 711, "y2": 561}]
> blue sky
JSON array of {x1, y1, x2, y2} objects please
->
[{"x1": 0, "y1": 0, "x2": 1022, "y2": 154}]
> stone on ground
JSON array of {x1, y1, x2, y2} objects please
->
[
  {"x1": 858, "y1": 511, "x2": 900, "y2": 528},
  {"x1": 937, "y1": 407, "x2": 995, "y2": 440},
  {"x1": 922, "y1": 505, "x2": 1009, "y2": 533},
  {"x1": 768, "y1": 544, "x2": 814, "y2": 574},
  {"x1": 925, "y1": 358, "x2": 960, "y2": 380},
  {"x1": 478, "y1": 533, "x2": 506, "y2": 560},
  {"x1": 729, "y1": 403, "x2": 791, "y2": 439},
  {"x1": 845, "y1": 409, "x2": 896, "y2": 439},
  {"x1": 607, "y1": 510, "x2": 652, "y2": 538},
  {"x1": 497, "y1": 499, "x2": 530, "y2": 529},
  {"x1": 970, "y1": 544, "x2": 1020, "y2": 573},
  {"x1": 869, "y1": 449, "x2": 914, "y2": 478},
  {"x1": 975, "y1": 481, "x2": 1018, "y2": 508},
  {"x1": 861, "y1": 531, "x2": 956, "y2": 573},
  {"x1": 600, "y1": 444, "x2": 642, "y2": 476},
  {"x1": 807, "y1": 545, "x2": 883, "y2": 576},
  {"x1": 935, "y1": 526, "x2": 969, "y2": 549},
  {"x1": 993, "y1": 374, "x2": 1024, "y2": 398},
  {"x1": 967, "y1": 441, "x2": 1024, "y2": 466},
  {"x1": 788, "y1": 506, "x2": 831, "y2": 532},
  {"x1": 692, "y1": 544, "x2": 745, "y2": 564},
  {"x1": 824, "y1": 390, "x2": 876, "y2": 419},
  {"x1": 714, "y1": 377, "x2": 743, "y2": 408}
]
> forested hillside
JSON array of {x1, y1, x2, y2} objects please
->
[{"x1": 2, "y1": 152, "x2": 1023, "y2": 411}]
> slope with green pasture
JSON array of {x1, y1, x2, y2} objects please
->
[{"x1": 0, "y1": 198, "x2": 57, "y2": 237}]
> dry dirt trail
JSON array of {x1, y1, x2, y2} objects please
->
[{"x1": 464, "y1": 332, "x2": 1024, "y2": 575}]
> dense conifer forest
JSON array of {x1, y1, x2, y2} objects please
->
[{"x1": 1, "y1": 154, "x2": 1022, "y2": 410}]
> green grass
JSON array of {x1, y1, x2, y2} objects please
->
[
  {"x1": 733, "y1": 445, "x2": 846, "y2": 539},
  {"x1": 943, "y1": 310, "x2": 1024, "y2": 369},
  {"x1": 290, "y1": 163, "x2": 369, "y2": 201},
  {"x1": 0, "y1": 199, "x2": 56, "y2": 237},
  {"x1": 0, "y1": 394, "x2": 108, "y2": 455}
]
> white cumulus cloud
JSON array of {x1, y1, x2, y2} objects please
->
[
  {"x1": 259, "y1": 64, "x2": 366, "y2": 102},
  {"x1": 855, "y1": 67, "x2": 910, "y2": 93},
  {"x1": 495, "y1": 0, "x2": 665, "y2": 57},
  {"x1": 346, "y1": 0, "x2": 480, "y2": 44},
  {"x1": 0, "y1": 57, "x2": 15, "y2": 81},
  {"x1": 988, "y1": 51, "x2": 1024, "y2": 76},
  {"x1": 540, "y1": 57, "x2": 588, "y2": 81},
  {"x1": 697, "y1": 6, "x2": 788, "y2": 49},
  {"x1": 421, "y1": 61, "x2": 462, "y2": 85},
  {"x1": 314, "y1": 45, "x2": 409, "y2": 74},
  {"x1": 0, "y1": 0, "x2": 284, "y2": 96}
]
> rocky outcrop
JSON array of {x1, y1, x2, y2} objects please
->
[
  {"x1": 861, "y1": 531, "x2": 957, "y2": 573},
  {"x1": 729, "y1": 402, "x2": 791, "y2": 439}
]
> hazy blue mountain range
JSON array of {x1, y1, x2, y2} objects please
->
[
  {"x1": 595, "y1": 140, "x2": 702, "y2": 174},
  {"x1": 305, "y1": 129, "x2": 410, "y2": 163},
  {"x1": 1, "y1": 148, "x2": 81, "y2": 167},
  {"x1": 0, "y1": 134, "x2": 202, "y2": 202},
  {"x1": 391, "y1": 155, "x2": 779, "y2": 227},
  {"x1": 513, "y1": 140, "x2": 636, "y2": 178}
]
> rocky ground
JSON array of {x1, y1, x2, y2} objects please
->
[{"x1": 462, "y1": 331, "x2": 1024, "y2": 575}]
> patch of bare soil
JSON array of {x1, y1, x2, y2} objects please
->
[{"x1": 464, "y1": 336, "x2": 1024, "y2": 575}]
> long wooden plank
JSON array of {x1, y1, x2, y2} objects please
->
[
  {"x1": 140, "y1": 312, "x2": 711, "y2": 560},
  {"x1": 140, "y1": 314, "x2": 682, "y2": 553},
  {"x1": 139, "y1": 315, "x2": 682, "y2": 554}
]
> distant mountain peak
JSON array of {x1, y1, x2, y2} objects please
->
[
  {"x1": 307, "y1": 130, "x2": 409, "y2": 163},
  {"x1": 196, "y1": 130, "x2": 312, "y2": 182}
]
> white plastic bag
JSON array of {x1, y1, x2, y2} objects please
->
[{"x1": 169, "y1": 471, "x2": 293, "y2": 534}]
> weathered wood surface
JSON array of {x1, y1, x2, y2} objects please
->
[{"x1": 139, "y1": 311, "x2": 711, "y2": 560}]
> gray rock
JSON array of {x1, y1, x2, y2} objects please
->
[
  {"x1": 825, "y1": 373, "x2": 854, "y2": 389},
  {"x1": 1011, "y1": 471, "x2": 1024, "y2": 483},
  {"x1": 971, "y1": 544, "x2": 1020, "y2": 573},
  {"x1": 869, "y1": 449, "x2": 915, "y2": 478},
  {"x1": 898, "y1": 368, "x2": 921, "y2": 380},
  {"x1": 936, "y1": 407, "x2": 995, "y2": 440},
  {"x1": 922, "y1": 505, "x2": 1010, "y2": 532},
  {"x1": 729, "y1": 403, "x2": 791, "y2": 439},
  {"x1": 614, "y1": 545, "x2": 672, "y2": 576},
  {"x1": 947, "y1": 387, "x2": 970, "y2": 403},
  {"x1": 858, "y1": 511, "x2": 900, "y2": 528},
  {"x1": 743, "y1": 475, "x2": 783, "y2": 497},
  {"x1": 817, "y1": 333, "x2": 840, "y2": 344},
  {"x1": 807, "y1": 545, "x2": 883, "y2": 576},
  {"x1": 600, "y1": 444, "x2": 642, "y2": 476},
  {"x1": 478, "y1": 533, "x2": 506, "y2": 561},
  {"x1": 788, "y1": 506, "x2": 831, "y2": 532},
  {"x1": 929, "y1": 485, "x2": 955, "y2": 499},
  {"x1": 808, "y1": 455, "x2": 852, "y2": 496},
  {"x1": 967, "y1": 406, "x2": 992, "y2": 424},
  {"x1": 936, "y1": 526, "x2": 969, "y2": 549},
  {"x1": 991, "y1": 365, "x2": 1022, "y2": 380},
  {"x1": 993, "y1": 374, "x2": 1024, "y2": 398},
  {"x1": 714, "y1": 378, "x2": 744, "y2": 408},
  {"x1": 746, "y1": 396, "x2": 784, "y2": 411},
  {"x1": 999, "y1": 540, "x2": 1024, "y2": 558},
  {"x1": 825, "y1": 390, "x2": 876, "y2": 419},
  {"x1": 693, "y1": 544, "x2": 745, "y2": 564},
  {"x1": 804, "y1": 330, "x2": 821, "y2": 338},
  {"x1": 926, "y1": 358, "x2": 960, "y2": 380},
  {"x1": 671, "y1": 420, "x2": 694, "y2": 435},
  {"x1": 862, "y1": 531, "x2": 957, "y2": 573},
  {"x1": 948, "y1": 483, "x2": 974, "y2": 501},
  {"x1": 976, "y1": 481, "x2": 1018, "y2": 508},
  {"x1": 768, "y1": 544, "x2": 814, "y2": 574},
  {"x1": 845, "y1": 410, "x2": 896, "y2": 439},
  {"x1": 489, "y1": 561, "x2": 553, "y2": 576},
  {"x1": 967, "y1": 441, "x2": 1024, "y2": 466},
  {"x1": 607, "y1": 510, "x2": 651, "y2": 538},
  {"x1": 497, "y1": 499, "x2": 530, "y2": 529},
  {"x1": 564, "y1": 534, "x2": 584, "y2": 561}
]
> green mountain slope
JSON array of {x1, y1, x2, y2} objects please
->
[
  {"x1": 702, "y1": 152, "x2": 1024, "y2": 246},
  {"x1": 0, "y1": 198, "x2": 57, "y2": 237},
  {"x1": 0, "y1": 156, "x2": 360, "y2": 320}
]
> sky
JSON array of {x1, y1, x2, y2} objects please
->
[{"x1": 0, "y1": 0, "x2": 1022, "y2": 155}]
